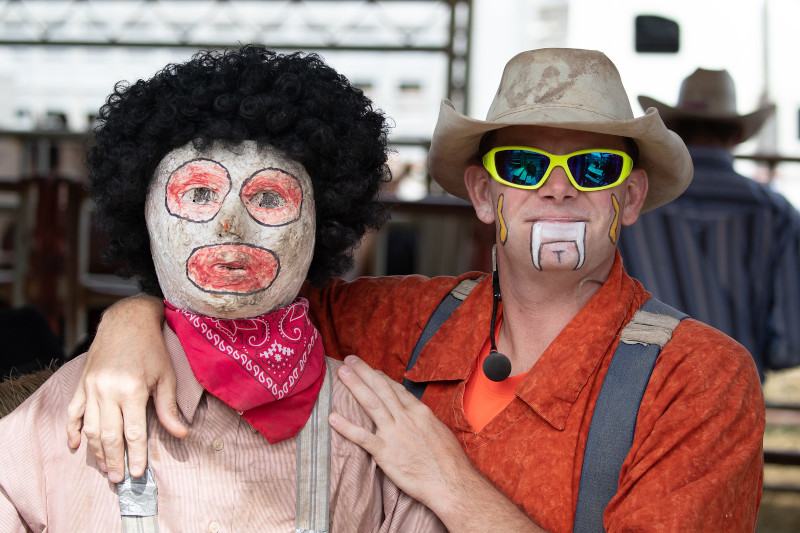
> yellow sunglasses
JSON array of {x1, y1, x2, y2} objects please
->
[{"x1": 482, "y1": 146, "x2": 634, "y2": 192}]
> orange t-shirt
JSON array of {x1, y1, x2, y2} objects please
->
[{"x1": 463, "y1": 309, "x2": 526, "y2": 432}]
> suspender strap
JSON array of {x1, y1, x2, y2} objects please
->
[
  {"x1": 402, "y1": 278, "x2": 483, "y2": 400},
  {"x1": 573, "y1": 297, "x2": 687, "y2": 532},
  {"x1": 119, "y1": 443, "x2": 159, "y2": 533},
  {"x1": 295, "y1": 359, "x2": 333, "y2": 533}
]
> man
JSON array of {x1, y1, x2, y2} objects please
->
[
  {"x1": 0, "y1": 46, "x2": 443, "y2": 532},
  {"x1": 620, "y1": 67, "x2": 800, "y2": 380},
  {"x1": 67, "y1": 49, "x2": 765, "y2": 532}
]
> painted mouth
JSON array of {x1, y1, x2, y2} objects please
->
[
  {"x1": 187, "y1": 243, "x2": 279, "y2": 294},
  {"x1": 531, "y1": 221, "x2": 586, "y2": 270}
]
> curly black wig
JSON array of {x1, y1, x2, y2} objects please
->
[{"x1": 88, "y1": 45, "x2": 391, "y2": 296}]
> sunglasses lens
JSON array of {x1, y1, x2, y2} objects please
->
[
  {"x1": 567, "y1": 152, "x2": 625, "y2": 188},
  {"x1": 494, "y1": 149, "x2": 550, "y2": 187}
]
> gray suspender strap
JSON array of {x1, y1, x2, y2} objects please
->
[
  {"x1": 295, "y1": 359, "x2": 333, "y2": 533},
  {"x1": 573, "y1": 297, "x2": 687, "y2": 533},
  {"x1": 118, "y1": 443, "x2": 159, "y2": 533},
  {"x1": 402, "y1": 277, "x2": 483, "y2": 400}
]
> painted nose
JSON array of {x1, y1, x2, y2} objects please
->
[{"x1": 218, "y1": 208, "x2": 245, "y2": 239}]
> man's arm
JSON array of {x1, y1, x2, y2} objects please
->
[
  {"x1": 65, "y1": 293, "x2": 185, "y2": 483},
  {"x1": 330, "y1": 356, "x2": 547, "y2": 533},
  {"x1": 604, "y1": 321, "x2": 765, "y2": 531}
]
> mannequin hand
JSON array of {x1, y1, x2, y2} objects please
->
[{"x1": 66, "y1": 294, "x2": 186, "y2": 483}]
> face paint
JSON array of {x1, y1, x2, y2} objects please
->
[
  {"x1": 530, "y1": 221, "x2": 586, "y2": 271},
  {"x1": 146, "y1": 140, "x2": 316, "y2": 318},
  {"x1": 497, "y1": 194, "x2": 508, "y2": 245},
  {"x1": 186, "y1": 243, "x2": 279, "y2": 294},
  {"x1": 609, "y1": 194, "x2": 621, "y2": 245}
]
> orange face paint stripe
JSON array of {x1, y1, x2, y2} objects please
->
[
  {"x1": 609, "y1": 194, "x2": 620, "y2": 245},
  {"x1": 498, "y1": 194, "x2": 508, "y2": 245}
]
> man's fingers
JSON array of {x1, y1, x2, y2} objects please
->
[
  {"x1": 81, "y1": 399, "x2": 106, "y2": 474},
  {"x1": 98, "y1": 404, "x2": 126, "y2": 483},
  {"x1": 119, "y1": 398, "x2": 149, "y2": 479},
  {"x1": 66, "y1": 386, "x2": 86, "y2": 449},
  {"x1": 328, "y1": 412, "x2": 383, "y2": 456},
  {"x1": 153, "y1": 376, "x2": 188, "y2": 439},
  {"x1": 381, "y1": 372, "x2": 422, "y2": 408},
  {"x1": 337, "y1": 357, "x2": 398, "y2": 426}
]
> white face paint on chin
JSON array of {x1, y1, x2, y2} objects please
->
[
  {"x1": 145, "y1": 140, "x2": 316, "y2": 319},
  {"x1": 531, "y1": 221, "x2": 586, "y2": 271}
]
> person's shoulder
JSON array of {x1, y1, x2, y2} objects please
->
[
  {"x1": 326, "y1": 357, "x2": 375, "y2": 430},
  {"x1": 303, "y1": 272, "x2": 487, "y2": 310},
  {"x1": 0, "y1": 356, "x2": 85, "y2": 442},
  {"x1": 657, "y1": 318, "x2": 760, "y2": 388},
  {"x1": 309, "y1": 272, "x2": 482, "y2": 292}
]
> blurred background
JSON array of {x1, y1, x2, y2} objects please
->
[{"x1": 0, "y1": 1, "x2": 798, "y2": 528}]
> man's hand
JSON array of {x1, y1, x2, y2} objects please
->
[
  {"x1": 66, "y1": 294, "x2": 186, "y2": 483},
  {"x1": 329, "y1": 356, "x2": 544, "y2": 532}
]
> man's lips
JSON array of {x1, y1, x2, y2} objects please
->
[{"x1": 187, "y1": 244, "x2": 278, "y2": 294}]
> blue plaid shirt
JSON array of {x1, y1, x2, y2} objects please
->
[{"x1": 619, "y1": 145, "x2": 800, "y2": 379}]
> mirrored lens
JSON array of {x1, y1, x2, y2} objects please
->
[
  {"x1": 495, "y1": 150, "x2": 550, "y2": 186},
  {"x1": 567, "y1": 152, "x2": 624, "y2": 188}
]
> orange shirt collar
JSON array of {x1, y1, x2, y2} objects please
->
[{"x1": 406, "y1": 252, "x2": 648, "y2": 430}]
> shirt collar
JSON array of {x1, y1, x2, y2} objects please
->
[
  {"x1": 515, "y1": 252, "x2": 647, "y2": 429},
  {"x1": 163, "y1": 323, "x2": 205, "y2": 423},
  {"x1": 403, "y1": 254, "x2": 648, "y2": 430}
]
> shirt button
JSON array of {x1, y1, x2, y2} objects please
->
[
  {"x1": 212, "y1": 438, "x2": 224, "y2": 451},
  {"x1": 208, "y1": 520, "x2": 221, "y2": 533}
]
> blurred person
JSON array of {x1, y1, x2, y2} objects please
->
[
  {"x1": 620, "y1": 68, "x2": 800, "y2": 380},
  {"x1": 66, "y1": 49, "x2": 763, "y2": 531},
  {"x1": 0, "y1": 45, "x2": 443, "y2": 532}
]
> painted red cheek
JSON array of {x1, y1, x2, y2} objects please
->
[
  {"x1": 187, "y1": 244, "x2": 279, "y2": 294},
  {"x1": 166, "y1": 159, "x2": 231, "y2": 221},
  {"x1": 241, "y1": 169, "x2": 303, "y2": 226}
]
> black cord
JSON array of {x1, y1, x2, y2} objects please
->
[{"x1": 483, "y1": 269, "x2": 512, "y2": 382}]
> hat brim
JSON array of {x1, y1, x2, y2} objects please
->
[
  {"x1": 637, "y1": 95, "x2": 776, "y2": 142},
  {"x1": 427, "y1": 100, "x2": 693, "y2": 213}
]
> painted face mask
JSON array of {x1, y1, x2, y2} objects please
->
[{"x1": 146, "y1": 140, "x2": 316, "y2": 319}]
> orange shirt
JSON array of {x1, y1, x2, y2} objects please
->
[
  {"x1": 462, "y1": 309, "x2": 526, "y2": 432},
  {"x1": 304, "y1": 252, "x2": 765, "y2": 532}
]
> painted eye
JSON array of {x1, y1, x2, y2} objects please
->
[
  {"x1": 185, "y1": 187, "x2": 219, "y2": 205},
  {"x1": 241, "y1": 168, "x2": 302, "y2": 226},
  {"x1": 165, "y1": 159, "x2": 231, "y2": 222},
  {"x1": 251, "y1": 190, "x2": 286, "y2": 209}
]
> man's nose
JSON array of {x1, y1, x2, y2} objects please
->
[{"x1": 537, "y1": 165, "x2": 578, "y2": 200}]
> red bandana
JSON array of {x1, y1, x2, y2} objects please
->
[{"x1": 164, "y1": 297, "x2": 326, "y2": 443}]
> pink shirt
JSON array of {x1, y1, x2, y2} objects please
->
[{"x1": 0, "y1": 325, "x2": 444, "y2": 533}]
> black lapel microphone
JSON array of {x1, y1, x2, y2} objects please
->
[{"x1": 483, "y1": 269, "x2": 512, "y2": 382}]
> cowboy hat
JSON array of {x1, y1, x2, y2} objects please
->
[
  {"x1": 427, "y1": 48, "x2": 692, "y2": 213},
  {"x1": 638, "y1": 68, "x2": 775, "y2": 143}
]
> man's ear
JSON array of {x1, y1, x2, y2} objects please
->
[
  {"x1": 464, "y1": 164, "x2": 495, "y2": 224},
  {"x1": 620, "y1": 168, "x2": 648, "y2": 226}
]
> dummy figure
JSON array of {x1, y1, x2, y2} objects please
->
[{"x1": 0, "y1": 45, "x2": 443, "y2": 532}]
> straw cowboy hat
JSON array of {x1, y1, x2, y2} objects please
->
[
  {"x1": 638, "y1": 67, "x2": 775, "y2": 144},
  {"x1": 427, "y1": 48, "x2": 692, "y2": 213}
]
